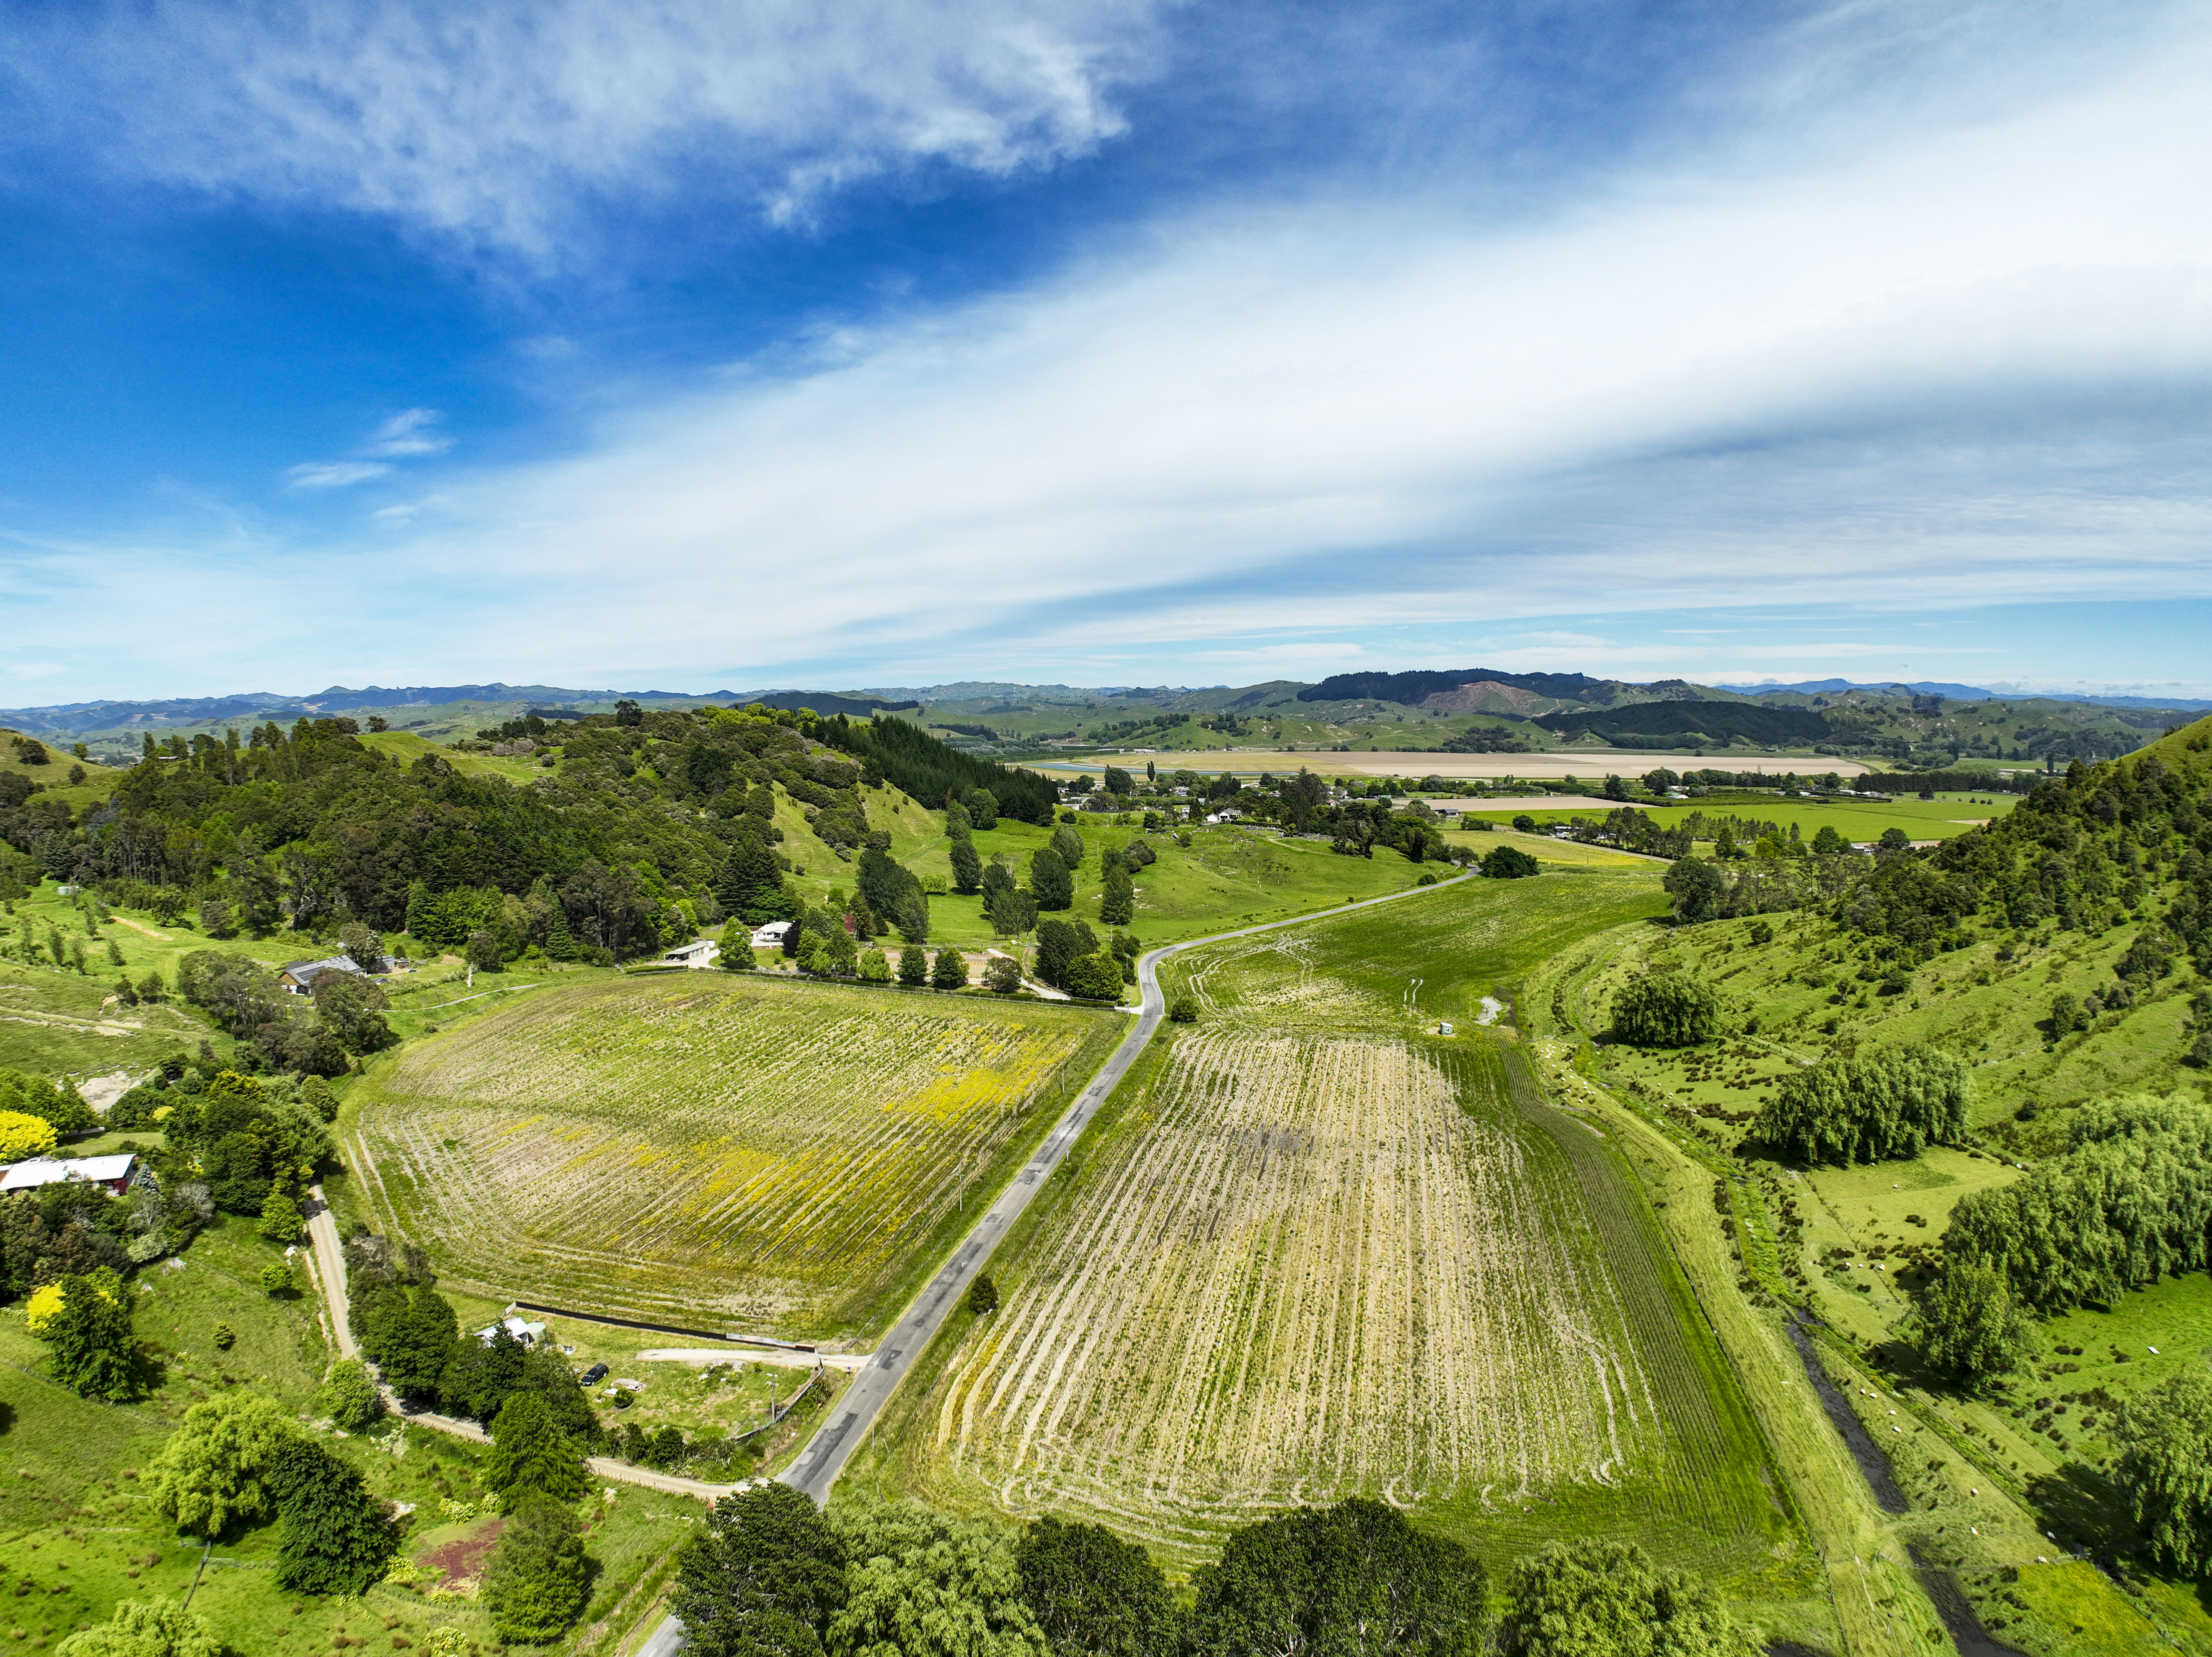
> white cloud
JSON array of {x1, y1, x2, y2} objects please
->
[
  {"x1": 366, "y1": 408, "x2": 449, "y2": 458},
  {"x1": 2, "y1": 0, "x2": 1157, "y2": 258},
  {"x1": 287, "y1": 462, "x2": 393, "y2": 490},
  {"x1": 330, "y1": 22, "x2": 2212, "y2": 675}
]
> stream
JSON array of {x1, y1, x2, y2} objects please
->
[{"x1": 1780, "y1": 1313, "x2": 2026, "y2": 1657}]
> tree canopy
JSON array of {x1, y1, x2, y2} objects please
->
[
  {"x1": 2114, "y1": 1368, "x2": 2212, "y2": 1577},
  {"x1": 1499, "y1": 1538, "x2": 1754, "y2": 1657},
  {"x1": 1753, "y1": 1046, "x2": 1971, "y2": 1165},
  {"x1": 828, "y1": 1497, "x2": 1047, "y2": 1657},
  {"x1": 1187, "y1": 1497, "x2": 1489, "y2": 1657},
  {"x1": 1610, "y1": 974, "x2": 1717, "y2": 1048},
  {"x1": 484, "y1": 1492, "x2": 597, "y2": 1643},
  {"x1": 147, "y1": 1392, "x2": 300, "y2": 1536},
  {"x1": 54, "y1": 1601, "x2": 220, "y2": 1657},
  {"x1": 675, "y1": 1483, "x2": 851, "y2": 1657},
  {"x1": 267, "y1": 1437, "x2": 404, "y2": 1595},
  {"x1": 1016, "y1": 1518, "x2": 1176, "y2": 1657},
  {"x1": 1941, "y1": 1092, "x2": 2212, "y2": 1316},
  {"x1": 484, "y1": 1387, "x2": 591, "y2": 1511}
]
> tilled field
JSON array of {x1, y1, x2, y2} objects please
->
[
  {"x1": 348, "y1": 977, "x2": 1111, "y2": 1339},
  {"x1": 925, "y1": 1028, "x2": 1663, "y2": 1551}
]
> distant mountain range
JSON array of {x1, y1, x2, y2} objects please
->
[
  {"x1": 5, "y1": 670, "x2": 2207, "y2": 752},
  {"x1": 1715, "y1": 679, "x2": 2212, "y2": 710}
]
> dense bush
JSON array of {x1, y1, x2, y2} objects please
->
[
  {"x1": 1481, "y1": 845, "x2": 1540, "y2": 880},
  {"x1": 1753, "y1": 1045, "x2": 1970, "y2": 1165},
  {"x1": 1907, "y1": 1259, "x2": 2035, "y2": 1383},
  {"x1": 1941, "y1": 1093, "x2": 2212, "y2": 1315},
  {"x1": 1500, "y1": 1538, "x2": 1754, "y2": 1656},
  {"x1": 2114, "y1": 1369, "x2": 2212, "y2": 1577},
  {"x1": 1611, "y1": 973, "x2": 1718, "y2": 1048}
]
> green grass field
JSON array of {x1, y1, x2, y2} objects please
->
[
  {"x1": 358, "y1": 728, "x2": 549, "y2": 784},
  {"x1": 1456, "y1": 792, "x2": 2019, "y2": 846},
  {"x1": 847, "y1": 871, "x2": 1803, "y2": 1591},
  {"x1": 0, "y1": 959, "x2": 209, "y2": 1080},
  {"x1": 1575, "y1": 901, "x2": 2204, "y2": 1143},
  {"x1": 0, "y1": 727, "x2": 124, "y2": 811},
  {"x1": 342, "y1": 973, "x2": 1126, "y2": 1342}
]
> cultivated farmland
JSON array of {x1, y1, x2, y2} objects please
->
[
  {"x1": 925, "y1": 1030, "x2": 1663, "y2": 1548},
  {"x1": 866, "y1": 874, "x2": 1794, "y2": 1577},
  {"x1": 345, "y1": 976, "x2": 1122, "y2": 1340}
]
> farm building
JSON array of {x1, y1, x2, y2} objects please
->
[
  {"x1": 751, "y1": 921, "x2": 792, "y2": 948},
  {"x1": 662, "y1": 938, "x2": 721, "y2": 968},
  {"x1": 0, "y1": 1152, "x2": 142, "y2": 1195},
  {"x1": 278, "y1": 955, "x2": 373, "y2": 995},
  {"x1": 472, "y1": 1315, "x2": 548, "y2": 1347}
]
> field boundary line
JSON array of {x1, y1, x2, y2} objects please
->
[
  {"x1": 504, "y1": 1298, "x2": 820, "y2": 1351},
  {"x1": 775, "y1": 869, "x2": 1476, "y2": 1500}
]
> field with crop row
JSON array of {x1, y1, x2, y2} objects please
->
[
  {"x1": 347, "y1": 976, "x2": 1119, "y2": 1340},
  {"x1": 924, "y1": 1028, "x2": 1663, "y2": 1554},
  {"x1": 860, "y1": 873, "x2": 1795, "y2": 1578}
]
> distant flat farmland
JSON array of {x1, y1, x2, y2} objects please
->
[{"x1": 347, "y1": 977, "x2": 1121, "y2": 1341}]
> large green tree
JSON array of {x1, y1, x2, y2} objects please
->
[
  {"x1": 1661, "y1": 857, "x2": 1724, "y2": 923},
  {"x1": 674, "y1": 1482, "x2": 850, "y2": 1657},
  {"x1": 483, "y1": 1492, "x2": 597, "y2": 1643},
  {"x1": 1186, "y1": 1497, "x2": 1488, "y2": 1657},
  {"x1": 1016, "y1": 1517, "x2": 1177, "y2": 1657},
  {"x1": 718, "y1": 836, "x2": 799, "y2": 925},
  {"x1": 34, "y1": 1269, "x2": 148, "y2": 1400},
  {"x1": 268, "y1": 1437, "x2": 404, "y2": 1596},
  {"x1": 1610, "y1": 973, "x2": 1718, "y2": 1049},
  {"x1": 484, "y1": 1388, "x2": 590, "y2": 1511},
  {"x1": 54, "y1": 1601, "x2": 220, "y2": 1657},
  {"x1": 2114, "y1": 1368, "x2": 2212, "y2": 1577},
  {"x1": 367, "y1": 1284, "x2": 458, "y2": 1400},
  {"x1": 828, "y1": 1497, "x2": 1045, "y2": 1657},
  {"x1": 1099, "y1": 861, "x2": 1134, "y2": 927},
  {"x1": 1909, "y1": 1260, "x2": 2035, "y2": 1384},
  {"x1": 317, "y1": 1358, "x2": 382, "y2": 1430},
  {"x1": 950, "y1": 839, "x2": 984, "y2": 894},
  {"x1": 1063, "y1": 952, "x2": 1124, "y2": 1002},
  {"x1": 147, "y1": 1392, "x2": 300, "y2": 1536},
  {"x1": 1754, "y1": 1046, "x2": 1971, "y2": 1165},
  {"x1": 1034, "y1": 920, "x2": 1098, "y2": 990},
  {"x1": 1029, "y1": 848, "x2": 1075, "y2": 912},
  {"x1": 441, "y1": 1324, "x2": 529, "y2": 1421},
  {"x1": 1500, "y1": 1538, "x2": 1752, "y2": 1657}
]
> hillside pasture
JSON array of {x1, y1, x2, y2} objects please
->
[{"x1": 347, "y1": 975, "x2": 1122, "y2": 1340}]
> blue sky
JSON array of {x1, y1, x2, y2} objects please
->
[{"x1": 3, "y1": 0, "x2": 2209, "y2": 703}]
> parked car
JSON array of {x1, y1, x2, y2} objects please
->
[{"x1": 579, "y1": 1361, "x2": 608, "y2": 1385}]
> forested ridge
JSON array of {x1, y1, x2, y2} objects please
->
[
  {"x1": 0, "y1": 702, "x2": 1053, "y2": 958},
  {"x1": 1843, "y1": 720, "x2": 2212, "y2": 965}
]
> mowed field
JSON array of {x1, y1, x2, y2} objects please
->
[
  {"x1": 863, "y1": 872, "x2": 1798, "y2": 1579},
  {"x1": 345, "y1": 975, "x2": 1123, "y2": 1341}
]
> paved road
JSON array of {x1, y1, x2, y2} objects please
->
[
  {"x1": 630, "y1": 869, "x2": 1478, "y2": 1653},
  {"x1": 778, "y1": 867, "x2": 1474, "y2": 1500}
]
